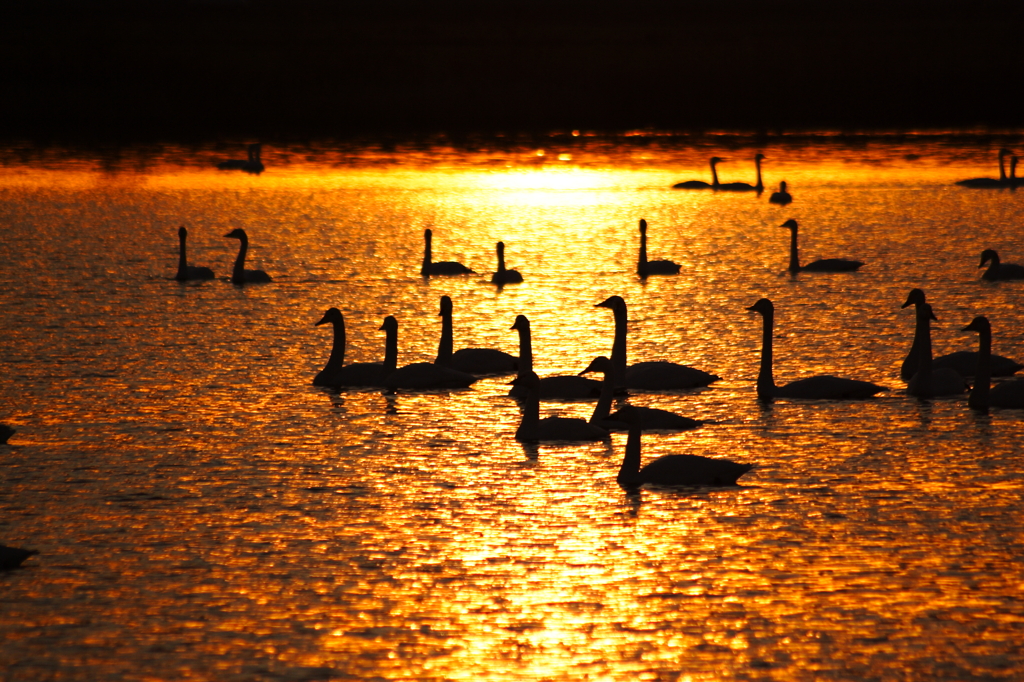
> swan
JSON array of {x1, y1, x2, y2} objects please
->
[
  {"x1": 421, "y1": 229, "x2": 474, "y2": 276},
  {"x1": 509, "y1": 371, "x2": 609, "y2": 441},
  {"x1": 904, "y1": 302, "x2": 969, "y2": 398},
  {"x1": 768, "y1": 181, "x2": 792, "y2": 205},
  {"x1": 0, "y1": 424, "x2": 14, "y2": 444},
  {"x1": 435, "y1": 295, "x2": 517, "y2": 375},
  {"x1": 0, "y1": 543, "x2": 38, "y2": 570},
  {"x1": 748, "y1": 298, "x2": 886, "y2": 401},
  {"x1": 955, "y1": 148, "x2": 1010, "y2": 188},
  {"x1": 224, "y1": 229, "x2": 272, "y2": 284},
  {"x1": 313, "y1": 308, "x2": 393, "y2": 387},
  {"x1": 580, "y1": 356, "x2": 703, "y2": 431},
  {"x1": 490, "y1": 242, "x2": 523, "y2": 284},
  {"x1": 175, "y1": 227, "x2": 215, "y2": 281},
  {"x1": 963, "y1": 316, "x2": 1024, "y2": 410},
  {"x1": 979, "y1": 249, "x2": 1024, "y2": 281},
  {"x1": 217, "y1": 143, "x2": 265, "y2": 174},
  {"x1": 900, "y1": 289, "x2": 1021, "y2": 380},
  {"x1": 672, "y1": 157, "x2": 723, "y2": 189},
  {"x1": 717, "y1": 153, "x2": 765, "y2": 192},
  {"x1": 780, "y1": 219, "x2": 863, "y2": 273},
  {"x1": 596, "y1": 295, "x2": 720, "y2": 390},
  {"x1": 637, "y1": 219, "x2": 681, "y2": 277},
  {"x1": 614, "y1": 405, "x2": 751, "y2": 488},
  {"x1": 508, "y1": 315, "x2": 603, "y2": 400},
  {"x1": 381, "y1": 316, "x2": 477, "y2": 391}
]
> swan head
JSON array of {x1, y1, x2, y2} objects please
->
[
  {"x1": 747, "y1": 298, "x2": 774, "y2": 316},
  {"x1": 710, "y1": 156, "x2": 723, "y2": 166},
  {"x1": 439, "y1": 295, "x2": 453, "y2": 316},
  {"x1": 380, "y1": 316, "x2": 398, "y2": 332},
  {"x1": 511, "y1": 314, "x2": 530, "y2": 332},
  {"x1": 596, "y1": 295, "x2": 625, "y2": 312},
  {"x1": 998, "y1": 148, "x2": 1010, "y2": 158},
  {"x1": 315, "y1": 307, "x2": 343, "y2": 327},
  {"x1": 901, "y1": 288, "x2": 926, "y2": 309},
  {"x1": 962, "y1": 315, "x2": 990, "y2": 335},
  {"x1": 178, "y1": 226, "x2": 188, "y2": 239},
  {"x1": 424, "y1": 228, "x2": 433, "y2": 243},
  {"x1": 639, "y1": 219, "x2": 647, "y2": 234},
  {"x1": 496, "y1": 241, "x2": 506, "y2": 254},
  {"x1": 979, "y1": 249, "x2": 999, "y2": 268},
  {"x1": 224, "y1": 228, "x2": 247, "y2": 240},
  {"x1": 755, "y1": 153, "x2": 766, "y2": 161},
  {"x1": 509, "y1": 371, "x2": 540, "y2": 389},
  {"x1": 579, "y1": 355, "x2": 613, "y2": 376},
  {"x1": 779, "y1": 181, "x2": 787, "y2": 191},
  {"x1": 780, "y1": 219, "x2": 798, "y2": 230}
]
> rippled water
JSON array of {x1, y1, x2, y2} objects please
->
[{"x1": 2, "y1": 134, "x2": 1024, "y2": 681}]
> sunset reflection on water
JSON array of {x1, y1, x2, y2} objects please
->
[{"x1": 1, "y1": 134, "x2": 1023, "y2": 680}]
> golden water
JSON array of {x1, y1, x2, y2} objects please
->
[{"x1": 1, "y1": 134, "x2": 1023, "y2": 681}]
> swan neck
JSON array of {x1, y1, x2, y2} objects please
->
[
  {"x1": 755, "y1": 156, "x2": 764, "y2": 190},
  {"x1": 756, "y1": 309, "x2": 776, "y2": 399},
  {"x1": 616, "y1": 421, "x2": 643, "y2": 486},
  {"x1": 497, "y1": 246, "x2": 507, "y2": 273},
  {"x1": 610, "y1": 305, "x2": 627, "y2": 388},
  {"x1": 788, "y1": 227, "x2": 800, "y2": 272},
  {"x1": 903, "y1": 304, "x2": 925, "y2": 381},
  {"x1": 970, "y1": 327, "x2": 991, "y2": 410},
  {"x1": 516, "y1": 325, "x2": 534, "y2": 376},
  {"x1": 232, "y1": 235, "x2": 249, "y2": 283},
  {"x1": 421, "y1": 234, "x2": 432, "y2": 276},
  {"x1": 323, "y1": 318, "x2": 347, "y2": 373},
  {"x1": 383, "y1": 325, "x2": 398, "y2": 372},
  {"x1": 999, "y1": 153, "x2": 1007, "y2": 181},
  {"x1": 436, "y1": 309, "x2": 454, "y2": 365},
  {"x1": 177, "y1": 231, "x2": 188, "y2": 279},
  {"x1": 916, "y1": 307, "x2": 933, "y2": 375},
  {"x1": 589, "y1": 370, "x2": 614, "y2": 423},
  {"x1": 516, "y1": 388, "x2": 541, "y2": 439},
  {"x1": 710, "y1": 159, "x2": 720, "y2": 188},
  {"x1": 637, "y1": 230, "x2": 648, "y2": 274}
]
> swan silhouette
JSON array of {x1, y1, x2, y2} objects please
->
[
  {"x1": 224, "y1": 229, "x2": 272, "y2": 284},
  {"x1": 0, "y1": 543, "x2": 38, "y2": 570},
  {"x1": 313, "y1": 308, "x2": 394, "y2": 387},
  {"x1": 672, "y1": 157, "x2": 723, "y2": 189},
  {"x1": 421, "y1": 229, "x2": 474, "y2": 276},
  {"x1": 0, "y1": 424, "x2": 14, "y2": 445},
  {"x1": 597, "y1": 295, "x2": 720, "y2": 390},
  {"x1": 381, "y1": 316, "x2": 477, "y2": 391},
  {"x1": 509, "y1": 371, "x2": 609, "y2": 441},
  {"x1": 217, "y1": 143, "x2": 265, "y2": 174},
  {"x1": 768, "y1": 181, "x2": 792, "y2": 205},
  {"x1": 979, "y1": 249, "x2": 1024, "y2": 280},
  {"x1": 717, "y1": 153, "x2": 765, "y2": 192},
  {"x1": 435, "y1": 296, "x2": 518, "y2": 375},
  {"x1": 637, "y1": 219, "x2": 680, "y2": 277},
  {"x1": 508, "y1": 315, "x2": 603, "y2": 400},
  {"x1": 780, "y1": 219, "x2": 863, "y2": 273},
  {"x1": 748, "y1": 298, "x2": 885, "y2": 401},
  {"x1": 955, "y1": 148, "x2": 1010, "y2": 188},
  {"x1": 175, "y1": 227, "x2": 215, "y2": 281},
  {"x1": 903, "y1": 302, "x2": 969, "y2": 398},
  {"x1": 614, "y1": 405, "x2": 751, "y2": 488},
  {"x1": 580, "y1": 356, "x2": 703, "y2": 431},
  {"x1": 490, "y1": 242, "x2": 523, "y2": 284},
  {"x1": 963, "y1": 316, "x2": 1024, "y2": 410},
  {"x1": 900, "y1": 289, "x2": 1021, "y2": 380}
]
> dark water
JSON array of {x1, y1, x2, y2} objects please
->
[{"x1": 2, "y1": 135, "x2": 1023, "y2": 681}]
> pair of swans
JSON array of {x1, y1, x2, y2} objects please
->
[
  {"x1": 580, "y1": 356, "x2": 703, "y2": 431},
  {"x1": 963, "y1": 317, "x2": 1024, "y2": 410},
  {"x1": 901, "y1": 297, "x2": 969, "y2": 398},
  {"x1": 781, "y1": 219, "x2": 863, "y2": 273},
  {"x1": 955, "y1": 148, "x2": 1013, "y2": 188},
  {"x1": 176, "y1": 227, "x2": 272, "y2": 284},
  {"x1": 421, "y1": 229, "x2": 524, "y2": 284},
  {"x1": 748, "y1": 298, "x2": 886, "y2": 400},
  {"x1": 637, "y1": 219, "x2": 680, "y2": 277},
  {"x1": 672, "y1": 155, "x2": 765, "y2": 192},
  {"x1": 217, "y1": 143, "x2": 265, "y2": 174},
  {"x1": 0, "y1": 543, "x2": 37, "y2": 570},
  {"x1": 979, "y1": 249, "x2": 1024, "y2": 281}
]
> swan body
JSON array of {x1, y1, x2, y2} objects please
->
[
  {"x1": 435, "y1": 296, "x2": 517, "y2": 375},
  {"x1": 904, "y1": 302, "x2": 969, "y2": 398},
  {"x1": 581, "y1": 356, "x2": 702, "y2": 431},
  {"x1": 217, "y1": 143, "x2": 265, "y2": 174},
  {"x1": 672, "y1": 157, "x2": 722, "y2": 189},
  {"x1": 979, "y1": 249, "x2": 1024, "y2": 281},
  {"x1": 768, "y1": 181, "x2": 792, "y2": 205},
  {"x1": 0, "y1": 543, "x2": 38, "y2": 570},
  {"x1": 637, "y1": 219, "x2": 680, "y2": 277},
  {"x1": 421, "y1": 229, "x2": 474, "y2": 276},
  {"x1": 748, "y1": 298, "x2": 885, "y2": 401},
  {"x1": 781, "y1": 219, "x2": 863, "y2": 273},
  {"x1": 380, "y1": 315, "x2": 477, "y2": 390},
  {"x1": 490, "y1": 242, "x2": 523, "y2": 284},
  {"x1": 313, "y1": 308, "x2": 393, "y2": 387},
  {"x1": 597, "y1": 295, "x2": 720, "y2": 390},
  {"x1": 963, "y1": 316, "x2": 1024, "y2": 410},
  {"x1": 510, "y1": 372, "x2": 609, "y2": 441},
  {"x1": 507, "y1": 315, "x2": 603, "y2": 400},
  {"x1": 224, "y1": 229, "x2": 272, "y2": 284},
  {"x1": 955, "y1": 148, "x2": 1010, "y2": 188},
  {"x1": 615, "y1": 406, "x2": 750, "y2": 488},
  {"x1": 900, "y1": 289, "x2": 1021, "y2": 380},
  {"x1": 0, "y1": 424, "x2": 14, "y2": 444},
  {"x1": 175, "y1": 227, "x2": 215, "y2": 281},
  {"x1": 716, "y1": 153, "x2": 765, "y2": 192}
]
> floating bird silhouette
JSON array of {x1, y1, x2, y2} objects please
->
[
  {"x1": 963, "y1": 316, "x2": 1024, "y2": 410},
  {"x1": 614, "y1": 405, "x2": 751, "y2": 488},
  {"x1": 435, "y1": 296, "x2": 517, "y2": 375},
  {"x1": 903, "y1": 302, "x2": 969, "y2": 398},
  {"x1": 580, "y1": 356, "x2": 703, "y2": 431},
  {"x1": 490, "y1": 242, "x2": 523, "y2": 284},
  {"x1": 381, "y1": 316, "x2": 477, "y2": 391},
  {"x1": 509, "y1": 371, "x2": 610, "y2": 441},
  {"x1": 313, "y1": 308, "x2": 393, "y2": 387},
  {"x1": 780, "y1": 219, "x2": 863, "y2": 273},
  {"x1": 955, "y1": 148, "x2": 1010, "y2": 188},
  {"x1": 507, "y1": 315, "x2": 603, "y2": 401},
  {"x1": 636, "y1": 219, "x2": 680, "y2": 278},
  {"x1": 979, "y1": 249, "x2": 1024, "y2": 280},
  {"x1": 421, "y1": 229, "x2": 474, "y2": 276},
  {"x1": 0, "y1": 543, "x2": 38, "y2": 570},
  {"x1": 174, "y1": 227, "x2": 215, "y2": 281},
  {"x1": 0, "y1": 424, "x2": 14, "y2": 444},
  {"x1": 768, "y1": 181, "x2": 792, "y2": 205},
  {"x1": 224, "y1": 229, "x2": 272, "y2": 284},
  {"x1": 672, "y1": 157, "x2": 723, "y2": 189},
  {"x1": 747, "y1": 298, "x2": 885, "y2": 401},
  {"x1": 217, "y1": 143, "x2": 265, "y2": 174}
]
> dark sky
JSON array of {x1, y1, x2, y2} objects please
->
[{"x1": 3, "y1": 0, "x2": 1022, "y2": 142}]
